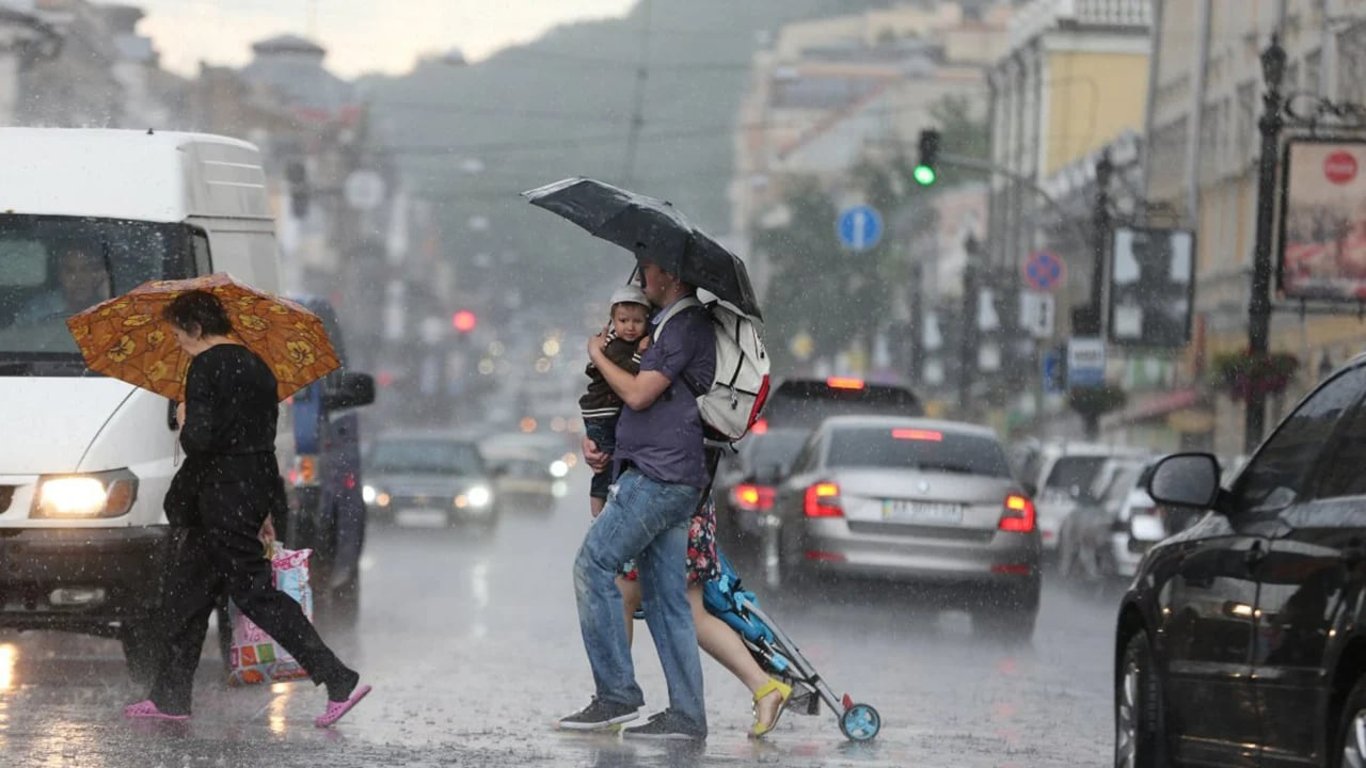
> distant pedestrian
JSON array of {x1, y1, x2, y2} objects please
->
[
  {"x1": 123, "y1": 289, "x2": 370, "y2": 727},
  {"x1": 559, "y1": 258, "x2": 716, "y2": 741},
  {"x1": 578, "y1": 285, "x2": 651, "y2": 518}
]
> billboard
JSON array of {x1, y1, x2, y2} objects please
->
[
  {"x1": 1108, "y1": 227, "x2": 1195, "y2": 348},
  {"x1": 1279, "y1": 138, "x2": 1366, "y2": 300}
]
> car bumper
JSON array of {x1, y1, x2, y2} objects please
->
[
  {"x1": 798, "y1": 520, "x2": 1040, "y2": 585},
  {"x1": 0, "y1": 526, "x2": 170, "y2": 634}
]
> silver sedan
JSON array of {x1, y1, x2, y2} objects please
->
[{"x1": 770, "y1": 416, "x2": 1041, "y2": 639}]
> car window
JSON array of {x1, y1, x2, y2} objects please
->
[
  {"x1": 1312, "y1": 370, "x2": 1366, "y2": 500},
  {"x1": 1044, "y1": 456, "x2": 1109, "y2": 494},
  {"x1": 370, "y1": 439, "x2": 485, "y2": 476},
  {"x1": 1233, "y1": 366, "x2": 1366, "y2": 513},
  {"x1": 741, "y1": 430, "x2": 807, "y2": 473},
  {"x1": 824, "y1": 427, "x2": 1012, "y2": 477},
  {"x1": 790, "y1": 433, "x2": 822, "y2": 475}
]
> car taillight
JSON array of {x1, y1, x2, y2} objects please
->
[
  {"x1": 999, "y1": 493, "x2": 1035, "y2": 533},
  {"x1": 804, "y1": 482, "x2": 843, "y2": 518},
  {"x1": 731, "y1": 483, "x2": 776, "y2": 512},
  {"x1": 751, "y1": 418, "x2": 769, "y2": 435}
]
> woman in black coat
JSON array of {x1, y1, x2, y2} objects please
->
[{"x1": 123, "y1": 289, "x2": 370, "y2": 727}]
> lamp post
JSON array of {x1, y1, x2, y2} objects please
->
[
  {"x1": 959, "y1": 233, "x2": 981, "y2": 414},
  {"x1": 1245, "y1": 34, "x2": 1287, "y2": 454},
  {"x1": 1089, "y1": 150, "x2": 1114, "y2": 335}
]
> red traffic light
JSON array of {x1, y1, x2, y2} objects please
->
[{"x1": 452, "y1": 310, "x2": 478, "y2": 333}]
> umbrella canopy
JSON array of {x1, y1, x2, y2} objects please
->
[
  {"x1": 522, "y1": 177, "x2": 762, "y2": 318},
  {"x1": 66, "y1": 273, "x2": 340, "y2": 402}
]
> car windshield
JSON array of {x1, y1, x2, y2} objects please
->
[
  {"x1": 0, "y1": 215, "x2": 197, "y2": 374},
  {"x1": 370, "y1": 439, "x2": 485, "y2": 475},
  {"x1": 1044, "y1": 456, "x2": 1110, "y2": 493},
  {"x1": 762, "y1": 380, "x2": 923, "y2": 429},
  {"x1": 826, "y1": 427, "x2": 1011, "y2": 477}
]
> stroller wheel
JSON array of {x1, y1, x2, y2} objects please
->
[{"x1": 839, "y1": 703, "x2": 881, "y2": 742}]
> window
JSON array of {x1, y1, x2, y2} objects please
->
[
  {"x1": 1233, "y1": 366, "x2": 1366, "y2": 513},
  {"x1": 1305, "y1": 49, "x2": 1323, "y2": 96},
  {"x1": 369, "y1": 439, "x2": 484, "y2": 476},
  {"x1": 1313, "y1": 372, "x2": 1366, "y2": 499},
  {"x1": 825, "y1": 427, "x2": 1011, "y2": 477},
  {"x1": 192, "y1": 230, "x2": 212, "y2": 275}
]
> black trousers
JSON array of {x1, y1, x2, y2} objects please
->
[{"x1": 150, "y1": 477, "x2": 353, "y2": 714}]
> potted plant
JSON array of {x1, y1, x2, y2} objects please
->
[
  {"x1": 1067, "y1": 384, "x2": 1128, "y2": 439},
  {"x1": 1208, "y1": 349, "x2": 1300, "y2": 402}
]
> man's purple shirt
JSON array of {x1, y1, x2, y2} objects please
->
[{"x1": 613, "y1": 300, "x2": 716, "y2": 489}]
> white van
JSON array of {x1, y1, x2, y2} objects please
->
[{"x1": 0, "y1": 128, "x2": 290, "y2": 678}]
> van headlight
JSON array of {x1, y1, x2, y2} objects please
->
[
  {"x1": 33, "y1": 469, "x2": 138, "y2": 519},
  {"x1": 549, "y1": 460, "x2": 569, "y2": 478},
  {"x1": 362, "y1": 484, "x2": 378, "y2": 504}
]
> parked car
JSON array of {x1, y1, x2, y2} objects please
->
[
  {"x1": 363, "y1": 431, "x2": 498, "y2": 528},
  {"x1": 714, "y1": 377, "x2": 924, "y2": 566},
  {"x1": 1115, "y1": 358, "x2": 1366, "y2": 766},
  {"x1": 1056, "y1": 456, "x2": 1148, "y2": 582},
  {"x1": 1028, "y1": 441, "x2": 1149, "y2": 554},
  {"x1": 770, "y1": 416, "x2": 1040, "y2": 641}
]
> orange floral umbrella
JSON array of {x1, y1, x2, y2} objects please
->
[{"x1": 65, "y1": 273, "x2": 341, "y2": 402}]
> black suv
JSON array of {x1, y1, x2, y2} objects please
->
[{"x1": 1116, "y1": 358, "x2": 1366, "y2": 766}]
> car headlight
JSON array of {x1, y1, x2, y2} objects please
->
[
  {"x1": 466, "y1": 485, "x2": 492, "y2": 508},
  {"x1": 33, "y1": 469, "x2": 138, "y2": 519},
  {"x1": 362, "y1": 484, "x2": 377, "y2": 504},
  {"x1": 549, "y1": 460, "x2": 569, "y2": 478}
]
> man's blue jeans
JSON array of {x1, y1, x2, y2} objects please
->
[{"x1": 573, "y1": 468, "x2": 706, "y2": 732}]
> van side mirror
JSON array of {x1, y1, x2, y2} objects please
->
[
  {"x1": 323, "y1": 372, "x2": 375, "y2": 410},
  {"x1": 1148, "y1": 453, "x2": 1221, "y2": 509}
]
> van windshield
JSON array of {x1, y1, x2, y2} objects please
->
[{"x1": 0, "y1": 215, "x2": 198, "y2": 375}]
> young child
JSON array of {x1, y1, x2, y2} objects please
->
[{"x1": 579, "y1": 285, "x2": 651, "y2": 517}]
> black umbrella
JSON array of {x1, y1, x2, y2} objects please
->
[{"x1": 522, "y1": 177, "x2": 762, "y2": 318}]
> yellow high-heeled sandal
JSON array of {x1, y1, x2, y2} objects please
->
[{"x1": 749, "y1": 678, "x2": 793, "y2": 738}]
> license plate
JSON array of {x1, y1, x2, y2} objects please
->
[
  {"x1": 883, "y1": 500, "x2": 963, "y2": 525},
  {"x1": 396, "y1": 509, "x2": 449, "y2": 528}
]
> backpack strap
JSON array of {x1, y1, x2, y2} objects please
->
[{"x1": 650, "y1": 295, "x2": 707, "y2": 398}]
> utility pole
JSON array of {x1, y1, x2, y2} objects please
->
[
  {"x1": 959, "y1": 233, "x2": 982, "y2": 415},
  {"x1": 1084, "y1": 150, "x2": 1113, "y2": 336},
  {"x1": 1246, "y1": 34, "x2": 1286, "y2": 454}
]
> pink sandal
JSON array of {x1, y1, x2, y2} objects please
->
[
  {"x1": 315, "y1": 684, "x2": 372, "y2": 728},
  {"x1": 123, "y1": 700, "x2": 190, "y2": 721}
]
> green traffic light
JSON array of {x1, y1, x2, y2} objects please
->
[{"x1": 913, "y1": 164, "x2": 937, "y2": 186}]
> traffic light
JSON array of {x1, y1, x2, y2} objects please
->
[
  {"x1": 451, "y1": 309, "x2": 478, "y2": 334},
  {"x1": 914, "y1": 129, "x2": 940, "y2": 187}
]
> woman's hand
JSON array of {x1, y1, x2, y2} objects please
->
[
  {"x1": 582, "y1": 436, "x2": 611, "y2": 474},
  {"x1": 258, "y1": 515, "x2": 277, "y2": 550},
  {"x1": 175, "y1": 401, "x2": 186, "y2": 428}
]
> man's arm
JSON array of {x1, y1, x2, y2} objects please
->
[{"x1": 588, "y1": 333, "x2": 670, "y2": 411}]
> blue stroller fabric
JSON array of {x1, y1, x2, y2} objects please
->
[{"x1": 703, "y1": 553, "x2": 776, "y2": 645}]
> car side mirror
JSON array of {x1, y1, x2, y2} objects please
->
[
  {"x1": 1148, "y1": 453, "x2": 1221, "y2": 509},
  {"x1": 323, "y1": 371, "x2": 376, "y2": 410}
]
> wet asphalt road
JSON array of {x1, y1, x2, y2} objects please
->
[{"x1": 0, "y1": 473, "x2": 1120, "y2": 767}]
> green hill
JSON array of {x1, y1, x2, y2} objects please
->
[{"x1": 362, "y1": 0, "x2": 897, "y2": 324}]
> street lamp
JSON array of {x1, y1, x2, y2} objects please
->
[{"x1": 1245, "y1": 33, "x2": 1287, "y2": 454}]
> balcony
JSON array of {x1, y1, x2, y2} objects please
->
[{"x1": 1009, "y1": 0, "x2": 1152, "y2": 50}]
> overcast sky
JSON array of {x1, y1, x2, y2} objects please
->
[{"x1": 134, "y1": 0, "x2": 636, "y2": 78}]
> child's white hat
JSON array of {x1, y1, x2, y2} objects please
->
[{"x1": 609, "y1": 284, "x2": 650, "y2": 309}]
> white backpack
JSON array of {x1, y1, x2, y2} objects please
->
[{"x1": 653, "y1": 296, "x2": 771, "y2": 442}]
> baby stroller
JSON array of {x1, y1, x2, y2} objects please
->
[{"x1": 702, "y1": 553, "x2": 882, "y2": 741}]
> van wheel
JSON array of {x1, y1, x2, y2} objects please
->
[
  {"x1": 1116, "y1": 630, "x2": 1167, "y2": 768},
  {"x1": 1335, "y1": 675, "x2": 1366, "y2": 768},
  {"x1": 120, "y1": 621, "x2": 162, "y2": 687}
]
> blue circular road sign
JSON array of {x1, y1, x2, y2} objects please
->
[
  {"x1": 836, "y1": 205, "x2": 883, "y2": 252},
  {"x1": 1022, "y1": 250, "x2": 1066, "y2": 292}
]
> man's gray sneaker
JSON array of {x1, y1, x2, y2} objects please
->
[
  {"x1": 622, "y1": 709, "x2": 706, "y2": 741},
  {"x1": 557, "y1": 697, "x2": 639, "y2": 730}
]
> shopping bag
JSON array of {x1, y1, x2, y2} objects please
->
[{"x1": 227, "y1": 543, "x2": 314, "y2": 686}]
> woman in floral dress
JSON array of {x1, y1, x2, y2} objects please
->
[{"x1": 617, "y1": 495, "x2": 792, "y2": 738}]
